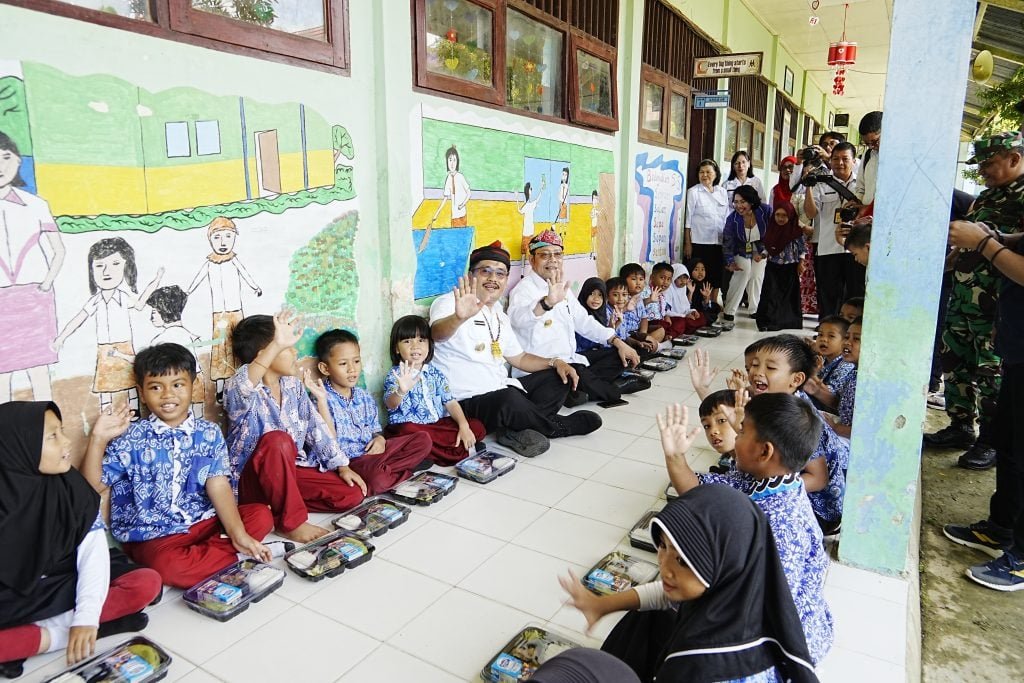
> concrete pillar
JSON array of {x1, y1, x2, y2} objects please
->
[{"x1": 839, "y1": 0, "x2": 975, "y2": 574}]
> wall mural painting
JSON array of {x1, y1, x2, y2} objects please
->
[
  {"x1": 0, "y1": 60, "x2": 358, "y2": 435},
  {"x1": 634, "y1": 152, "x2": 685, "y2": 264},
  {"x1": 412, "y1": 116, "x2": 615, "y2": 301}
]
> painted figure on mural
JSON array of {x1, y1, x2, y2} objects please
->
[
  {"x1": 517, "y1": 178, "x2": 545, "y2": 269},
  {"x1": 421, "y1": 144, "x2": 471, "y2": 255},
  {"x1": 188, "y1": 216, "x2": 262, "y2": 403},
  {"x1": 0, "y1": 131, "x2": 65, "y2": 402},
  {"x1": 147, "y1": 284, "x2": 207, "y2": 418},
  {"x1": 556, "y1": 167, "x2": 570, "y2": 233},
  {"x1": 590, "y1": 189, "x2": 602, "y2": 260},
  {"x1": 52, "y1": 237, "x2": 163, "y2": 413}
]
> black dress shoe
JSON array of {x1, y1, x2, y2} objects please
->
[
  {"x1": 723, "y1": 314, "x2": 735, "y2": 322},
  {"x1": 923, "y1": 422, "x2": 976, "y2": 449},
  {"x1": 613, "y1": 375, "x2": 651, "y2": 394},
  {"x1": 0, "y1": 660, "x2": 24, "y2": 679},
  {"x1": 564, "y1": 390, "x2": 590, "y2": 408},
  {"x1": 958, "y1": 443, "x2": 997, "y2": 470}
]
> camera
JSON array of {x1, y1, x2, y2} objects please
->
[
  {"x1": 800, "y1": 146, "x2": 822, "y2": 166},
  {"x1": 839, "y1": 206, "x2": 859, "y2": 223},
  {"x1": 800, "y1": 168, "x2": 831, "y2": 187}
]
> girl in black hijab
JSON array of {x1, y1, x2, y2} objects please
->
[
  {"x1": 559, "y1": 485, "x2": 818, "y2": 682},
  {"x1": 0, "y1": 402, "x2": 161, "y2": 677}
]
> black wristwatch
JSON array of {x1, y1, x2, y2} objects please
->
[{"x1": 539, "y1": 297, "x2": 553, "y2": 312}]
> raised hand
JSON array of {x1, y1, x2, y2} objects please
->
[
  {"x1": 687, "y1": 347, "x2": 719, "y2": 398},
  {"x1": 545, "y1": 268, "x2": 571, "y2": 305},
  {"x1": 454, "y1": 275, "x2": 486, "y2": 320},
  {"x1": 726, "y1": 368, "x2": 747, "y2": 392},
  {"x1": 273, "y1": 310, "x2": 302, "y2": 348},
  {"x1": 558, "y1": 571, "x2": 605, "y2": 635},
  {"x1": 302, "y1": 368, "x2": 328, "y2": 404},
  {"x1": 722, "y1": 388, "x2": 749, "y2": 432},
  {"x1": 656, "y1": 403, "x2": 700, "y2": 459},
  {"x1": 701, "y1": 282, "x2": 713, "y2": 300},
  {"x1": 396, "y1": 361, "x2": 422, "y2": 395},
  {"x1": 92, "y1": 404, "x2": 132, "y2": 443}
]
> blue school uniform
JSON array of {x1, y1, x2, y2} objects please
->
[
  {"x1": 320, "y1": 383, "x2": 382, "y2": 461},
  {"x1": 796, "y1": 389, "x2": 849, "y2": 523},
  {"x1": 697, "y1": 471, "x2": 834, "y2": 665},
  {"x1": 383, "y1": 363, "x2": 453, "y2": 425},
  {"x1": 837, "y1": 371, "x2": 858, "y2": 426},
  {"x1": 611, "y1": 304, "x2": 645, "y2": 340},
  {"x1": 819, "y1": 356, "x2": 855, "y2": 394},
  {"x1": 102, "y1": 415, "x2": 231, "y2": 543}
]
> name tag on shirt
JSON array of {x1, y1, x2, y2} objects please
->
[{"x1": 833, "y1": 208, "x2": 844, "y2": 225}]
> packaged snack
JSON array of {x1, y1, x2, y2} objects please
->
[
  {"x1": 628, "y1": 507, "x2": 664, "y2": 553},
  {"x1": 45, "y1": 637, "x2": 172, "y2": 683},
  {"x1": 671, "y1": 335, "x2": 698, "y2": 346},
  {"x1": 389, "y1": 471, "x2": 458, "y2": 505},
  {"x1": 658, "y1": 347, "x2": 687, "y2": 360},
  {"x1": 640, "y1": 357, "x2": 678, "y2": 372},
  {"x1": 182, "y1": 560, "x2": 285, "y2": 622},
  {"x1": 481, "y1": 625, "x2": 581, "y2": 682},
  {"x1": 331, "y1": 496, "x2": 410, "y2": 538},
  {"x1": 455, "y1": 448, "x2": 517, "y2": 484},
  {"x1": 284, "y1": 530, "x2": 374, "y2": 581},
  {"x1": 582, "y1": 551, "x2": 659, "y2": 595}
]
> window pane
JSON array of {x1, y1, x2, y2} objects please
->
[
  {"x1": 641, "y1": 82, "x2": 664, "y2": 133},
  {"x1": 577, "y1": 50, "x2": 612, "y2": 117},
  {"x1": 739, "y1": 119, "x2": 753, "y2": 154},
  {"x1": 53, "y1": 0, "x2": 152, "y2": 20},
  {"x1": 425, "y1": 0, "x2": 493, "y2": 86},
  {"x1": 725, "y1": 117, "x2": 739, "y2": 160},
  {"x1": 191, "y1": 0, "x2": 327, "y2": 41},
  {"x1": 669, "y1": 92, "x2": 687, "y2": 139},
  {"x1": 196, "y1": 120, "x2": 222, "y2": 156},
  {"x1": 753, "y1": 128, "x2": 765, "y2": 163},
  {"x1": 165, "y1": 122, "x2": 190, "y2": 158},
  {"x1": 507, "y1": 10, "x2": 563, "y2": 116}
]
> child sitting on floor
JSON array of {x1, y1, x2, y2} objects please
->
[
  {"x1": 657, "y1": 264, "x2": 708, "y2": 339},
  {"x1": 687, "y1": 258, "x2": 721, "y2": 324},
  {"x1": 380, "y1": 316, "x2": 486, "y2": 466},
  {"x1": 312, "y1": 328, "x2": 433, "y2": 488},
  {"x1": 619, "y1": 263, "x2": 660, "y2": 349},
  {"x1": 225, "y1": 311, "x2": 367, "y2": 544},
  {"x1": 638, "y1": 262, "x2": 674, "y2": 343},
  {"x1": 811, "y1": 315, "x2": 855, "y2": 412},
  {"x1": 575, "y1": 277, "x2": 610, "y2": 354},
  {"x1": 560, "y1": 485, "x2": 819, "y2": 683},
  {"x1": 700, "y1": 389, "x2": 738, "y2": 474},
  {"x1": 689, "y1": 336, "x2": 850, "y2": 536},
  {"x1": 805, "y1": 318, "x2": 861, "y2": 439},
  {"x1": 0, "y1": 402, "x2": 161, "y2": 676},
  {"x1": 839, "y1": 296, "x2": 864, "y2": 324},
  {"x1": 84, "y1": 343, "x2": 280, "y2": 589},
  {"x1": 655, "y1": 393, "x2": 834, "y2": 667},
  {"x1": 606, "y1": 277, "x2": 657, "y2": 353}
]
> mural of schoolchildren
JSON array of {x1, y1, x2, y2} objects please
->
[
  {"x1": 52, "y1": 237, "x2": 163, "y2": 414},
  {"x1": 422, "y1": 145, "x2": 471, "y2": 253},
  {"x1": 556, "y1": 166, "x2": 570, "y2": 228},
  {"x1": 0, "y1": 131, "x2": 66, "y2": 402},
  {"x1": 516, "y1": 178, "x2": 545, "y2": 268},
  {"x1": 147, "y1": 285, "x2": 206, "y2": 418},
  {"x1": 188, "y1": 216, "x2": 262, "y2": 402},
  {"x1": 589, "y1": 189, "x2": 602, "y2": 260}
]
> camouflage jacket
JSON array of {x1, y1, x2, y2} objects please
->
[{"x1": 950, "y1": 173, "x2": 1024, "y2": 318}]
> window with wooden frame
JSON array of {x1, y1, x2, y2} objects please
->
[
  {"x1": 8, "y1": 0, "x2": 351, "y2": 74},
  {"x1": 412, "y1": 0, "x2": 619, "y2": 131},
  {"x1": 772, "y1": 92, "x2": 799, "y2": 170},
  {"x1": 752, "y1": 123, "x2": 766, "y2": 167},
  {"x1": 638, "y1": 0, "x2": 717, "y2": 151}
]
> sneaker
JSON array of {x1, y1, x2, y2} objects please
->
[
  {"x1": 564, "y1": 390, "x2": 590, "y2": 408},
  {"x1": 923, "y1": 422, "x2": 975, "y2": 449},
  {"x1": 957, "y1": 443, "x2": 997, "y2": 470},
  {"x1": 926, "y1": 391, "x2": 946, "y2": 410},
  {"x1": 497, "y1": 428, "x2": 550, "y2": 458},
  {"x1": 550, "y1": 410, "x2": 602, "y2": 438},
  {"x1": 942, "y1": 520, "x2": 1012, "y2": 558},
  {"x1": 967, "y1": 550, "x2": 1024, "y2": 592}
]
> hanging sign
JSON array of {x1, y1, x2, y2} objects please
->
[
  {"x1": 693, "y1": 91, "x2": 731, "y2": 109},
  {"x1": 694, "y1": 52, "x2": 763, "y2": 78}
]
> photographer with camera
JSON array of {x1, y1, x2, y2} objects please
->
[{"x1": 804, "y1": 141, "x2": 864, "y2": 319}]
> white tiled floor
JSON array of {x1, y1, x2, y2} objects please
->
[{"x1": 19, "y1": 316, "x2": 912, "y2": 682}]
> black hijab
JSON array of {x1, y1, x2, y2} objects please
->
[
  {"x1": 577, "y1": 277, "x2": 609, "y2": 326},
  {"x1": 532, "y1": 648, "x2": 641, "y2": 683},
  {"x1": 651, "y1": 485, "x2": 818, "y2": 683},
  {"x1": 0, "y1": 402, "x2": 99, "y2": 595}
]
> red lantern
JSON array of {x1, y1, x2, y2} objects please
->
[
  {"x1": 827, "y1": 41, "x2": 858, "y2": 66},
  {"x1": 445, "y1": 27, "x2": 458, "y2": 43}
]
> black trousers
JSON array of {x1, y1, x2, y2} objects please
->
[
  {"x1": 578, "y1": 347, "x2": 626, "y2": 402},
  {"x1": 989, "y1": 362, "x2": 1024, "y2": 552},
  {"x1": 755, "y1": 261, "x2": 803, "y2": 330},
  {"x1": 459, "y1": 369, "x2": 569, "y2": 436},
  {"x1": 814, "y1": 252, "x2": 863, "y2": 320},
  {"x1": 930, "y1": 271, "x2": 953, "y2": 392},
  {"x1": 601, "y1": 609, "x2": 675, "y2": 683}
]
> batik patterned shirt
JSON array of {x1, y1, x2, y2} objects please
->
[
  {"x1": 837, "y1": 371, "x2": 858, "y2": 426},
  {"x1": 697, "y1": 471, "x2": 834, "y2": 665},
  {"x1": 819, "y1": 356, "x2": 855, "y2": 394},
  {"x1": 102, "y1": 415, "x2": 230, "y2": 542},
  {"x1": 224, "y1": 365, "x2": 348, "y2": 492},
  {"x1": 320, "y1": 383, "x2": 382, "y2": 460},
  {"x1": 610, "y1": 304, "x2": 645, "y2": 341},
  {"x1": 383, "y1": 363, "x2": 454, "y2": 426},
  {"x1": 796, "y1": 389, "x2": 849, "y2": 523},
  {"x1": 640, "y1": 285, "x2": 667, "y2": 321}
]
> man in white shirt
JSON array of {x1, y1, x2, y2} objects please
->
[
  {"x1": 804, "y1": 141, "x2": 863, "y2": 319},
  {"x1": 854, "y1": 111, "x2": 882, "y2": 213},
  {"x1": 430, "y1": 242, "x2": 602, "y2": 457},
  {"x1": 508, "y1": 230, "x2": 641, "y2": 407}
]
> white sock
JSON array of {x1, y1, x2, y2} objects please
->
[{"x1": 34, "y1": 610, "x2": 73, "y2": 653}]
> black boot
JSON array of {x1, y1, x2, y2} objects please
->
[
  {"x1": 923, "y1": 421, "x2": 975, "y2": 449},
  {"x1": 957, "y1": 443, "x2": 997, "y2": 470}
]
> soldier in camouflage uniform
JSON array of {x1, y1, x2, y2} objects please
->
[{"x1": 925, "y1": 132, "x2": 1024, "y2": 469}]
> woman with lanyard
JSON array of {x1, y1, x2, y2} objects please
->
[
  {"x1": 722, "y1": 185, "x2": 772, "y2": 322},
  {"x1": 684, "y1": 160, "x2": 730, "y2": 305}
]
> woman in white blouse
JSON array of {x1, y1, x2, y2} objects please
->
[
  {"x1": 684, "y1": 159, "x2": 730, "y2": 303},
  {"x1": 723, "y1": 150, "x2": 766, "y2": 205}
]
